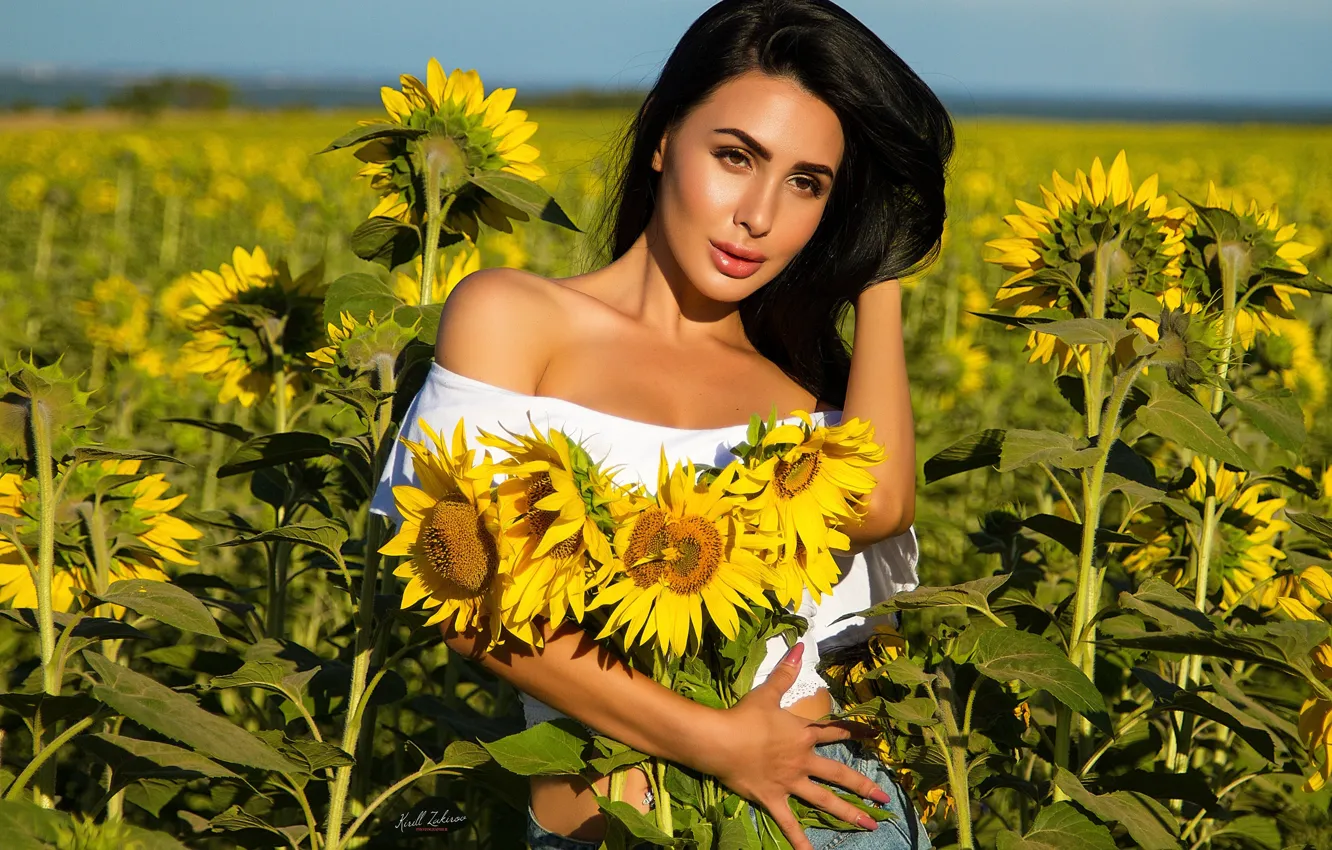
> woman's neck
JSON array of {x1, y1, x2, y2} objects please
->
[{"x1": 591, "y1": 224, "x2": 751, "y2": 350}]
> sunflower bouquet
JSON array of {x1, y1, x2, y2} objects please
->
[{"x1": 379, "y1": 409, "x2": 888, "y2": 843}]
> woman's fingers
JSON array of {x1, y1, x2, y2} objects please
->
[
  {"x1": 807, "y1": 717, "x2": 878, "y2": 742},
  {"x1": 805, "y1": 752, "x2": 891, "y2": 802},
  {"x1": 793, "y1": 779, "x2": 881, "y2": 833},
  {"x1": 763, "y1": 797, "x2": 815, "y2": 850}
]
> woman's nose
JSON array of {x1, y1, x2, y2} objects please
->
[{"x1": 734, "y1": 177, "x2": 778, "y2": 238}]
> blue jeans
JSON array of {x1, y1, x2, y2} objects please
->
[{"x1": 525, "y1": 738, "x2": 932, "y2": 849}]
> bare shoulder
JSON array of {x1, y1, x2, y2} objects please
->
[{"x1": 433, "y1": 267, "x2": 569, "y2": 394}]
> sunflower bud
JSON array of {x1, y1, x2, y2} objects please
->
[
  {"x1": 421, "y1": 134, "x2": 469, "y2": 198},
  {"x1": 1151, "y1": 305, "x2": 1209, "y2": 392}
]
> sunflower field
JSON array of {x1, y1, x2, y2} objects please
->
[{"x1": 1, "y1": 58, "x2": 1331, "y2": 849}]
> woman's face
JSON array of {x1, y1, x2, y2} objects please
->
[{"x1": 651, "y1": 70, "x2": 845, "y2": 303}]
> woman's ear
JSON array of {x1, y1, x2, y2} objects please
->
[{"x1": 651, "y1": 131, "x2": 667, "y2": 173}]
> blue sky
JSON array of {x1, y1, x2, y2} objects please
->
[{"x1": 4, "y1": 0, "x2": 1330, "y2": 102}]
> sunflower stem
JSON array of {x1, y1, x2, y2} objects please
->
[
  {"x1": 274, "y1": 367, "x2": 290, "y2": 434},
  {"x1": 349, "y1": 357, "x2": 400, "y2": 811},
  {"x1": 1176, "y1": 233, "x2": 1242, "y2": 767},
  {"x1": 4, "y1": 714, "x2": 98, "y2": 803},
  {"x1": 929, "y1": 670, "x2": 973, "y2": 849},
  {"x1": 34, "y1": 200, "x2": 55, "y2": 282},
  {"x1": 159, "y1": 192, "x2": 182, "y2": 268},
  {"x1": 1065, "y1": 358, "x2": 1149, "y2": 773},
  {"x1": 325, "y1": 514, "x2": 387, "y2": 850},
  {"x1": 201, "y1": 401, "x2": 230, "y2": 512},
  {"x1": 418, "y1": 155, "x2": 458, "y2": 307},
  {"x1": 655, "y1": 757, "x2": 673, "y2": 835},
  {"x1": 30, "y1": 383, "x2": 59, "y2": 807},
  {"x1": 110, "y1": 163, "x2": 133, "y2": 278}
]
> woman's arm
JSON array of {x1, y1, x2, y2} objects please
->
[
  {"x1": 441, "y1": 617, "x2": 892, "y2": 850},
  {"x1": 839, "y1": 280, "x2": 917, "y2": 546},
  {"x1": 442, "y1": 615, "x2": 715, "y2": 763}
]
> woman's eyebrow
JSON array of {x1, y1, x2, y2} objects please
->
[{"x1": 713, "y1": 127, "x2": 834, "y2": 179}]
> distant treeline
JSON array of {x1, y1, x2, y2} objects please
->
[
  {"x1": 0, "y1": 73, "x2": 647, "y2": 115},
  {"x1": 4, "y1": 71, "x2": 1331, "y2": 123}
]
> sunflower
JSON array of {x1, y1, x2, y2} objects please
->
[
  {"x1": 1183, "y1": 456, "x2": 1291, "y2": 610},
  {"x1": 307, "y1": 310, "x2": 415, "y2": 378},
  {"x1": 935, "y1": 334, "x2": 989, "y2": 412},
  {"x1": 731, "y1": 411, "x2": 885, "y2": 607},
  {"x1": 1169, "y1": 181, "x2": 1319, "y2": 351},
  {"x1": 0, "y1": 462, "x2": 200, "y2": 613},
  {"x1": 75, "y1": 275, "x2": 151, "y2": 356},
  {"x1": 588, "y1": 452, "x2": 775, "y2": 657},
  {"x1": 379, "y1": 418, "x2": 527, "y2": 651},
  {"x1": 984, "y1": 150, "x2": 1191, "y2": 374},
  {"x1": 391, "y1": 242, "x2": 481, "y2": 307},
  {"x1": 179, "y1": 246, "x2": 327, "y2": 408},
  {"x1": 351, "y1": 58, "x2": 546, "y2": 242},
  {"x1": 1273, "y1": 568, "x2": 1332, "y2": 792},
  {"x1": 474, "y1": 419, "x2": 619, "y2": 633},
  {"x1": 1122, "y1": 504, "x2": 1179, "y2": 581},
  {"x1": 1257, "y1": 317, "x2": 1327, "y2": 428}
]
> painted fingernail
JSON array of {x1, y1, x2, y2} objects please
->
[
  {"x1": 857, "y1": 813, "x2": 879, "y2": 830},
  {"x1": 869, "y1": 787, "x2": 891, "y2": 804}
]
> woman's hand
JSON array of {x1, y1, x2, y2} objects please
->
[{"x1": 692, "y1": 642, "x2": 893, "y2": 850}]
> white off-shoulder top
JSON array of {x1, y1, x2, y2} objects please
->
[{"x1": 370, "y1": 362, "x2": 922, "y2": 729}]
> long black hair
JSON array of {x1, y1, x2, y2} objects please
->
[{"x1": 583, "y1": 0, "x2": 954, "y2": 408}]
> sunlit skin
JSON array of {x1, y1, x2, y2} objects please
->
[{"x1": 435, "y1": 69, "x2": 917, "y2": 850}]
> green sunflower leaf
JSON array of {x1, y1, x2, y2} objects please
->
[
  {"x1": 83, "y1": 651, "x2": 303, "y2": 774},
  {"x1": 973, "y1": 629, "x2": 1109, "y2": 733},
  {"x1": 468, "y1": 171, "x2": 579, "y2": 232},
  {"x1": 217, "y1": 431, "x2": 335, "y2": 477},
  {"x1": 1052, "y1": 768, "x2": 1179, "y2": 849},
  {"x1": 348, "y1": 217, "x2": 423, "y2": 270},
  {"x1": 479, "y1": 717, "x2": 589, "y2": 775},
  {"x1": 91, "y1": 579, "x2": 222, "y2": 638},
  {"x1": 995, "y1": 801, "x2": 1117, "y2": 850},
  {"x1": 1224, "y1": 386, "x2": 1307, "y2": 453},
  {"x1": 922, "y1": 428, "x2": 1006, "y2": 484},
  {"x1": 318, "y1": 122, "x2": 428, "y2": 154},
  {"x1": 1133, "y1": 382, "x2": 1255, "y2": 471}
]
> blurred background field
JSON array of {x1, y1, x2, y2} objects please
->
[{"x1": 3, "y1": 107, "x2": 1329, "y2": 588}]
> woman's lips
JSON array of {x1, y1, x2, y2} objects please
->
[{"x1": 709, "y1": 241, "x2": 763, "y2": 278}]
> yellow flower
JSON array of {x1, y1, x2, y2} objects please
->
[
  {"x1": 589, "y1": 453, "x2": 775, "y2": 657},
  {"x1": 934, "y1": 334, "x2": 989, "y2": 411},
  {"x1": 74, "y1": 275, "x2": 151, "y2": 356},
  {"x1": 1184, "y1": 456, "x2": 1290, "y2": 610},
  {"x1": 392, "y1": 243, "x2": 481, "y2": 306},
  {"x1": 1122, "y1": 504, "x2": 1178, "y2": 582},
  {"x1": 1203, "y1": 181, "x2": 1318, "y2": 278},
  {"x1": 308, "y1": 310, "x2": 416, "y2": 376},
  {"x1": 0, "y1": 463, "x2": 200, "y2": 614},
  {"x1": 867, "y1": 621, "x2": 906, "y2": 666},
  {"x1": 178, "y1": 246, "x2": 326, "y2": 407},
  {"x1": 1014, "y1": 701, "x2": 1033, "y2": 728},
  {"x1": 351, "y1": 58, "x2": 546, "y2": 242},
  {"x1": 984, "y1": 150, "x2": 1190, "y2": 374},
  {"x1": 1298, "y1": 697, "x2": 1332, "y2": 792},
  {"x1": 1260, "y1": 317, "x2": 1327, "y2": 428},
  {"x1": 158, "y1": 274, "x2": 199, "y2": 329},
  {"x1": 379, "y1": 418, "x2": 524, "y2": 652},
  {"x1": 1274, "y1": 569, "x2": 1332, "y2": 792},
  {"x1": 475, "y1": 420, "x2": 618, "y2": 633},
  {"x1": 732, "y1": 412, "x2": 885, "y2": 607}
]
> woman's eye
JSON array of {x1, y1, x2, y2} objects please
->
[
  {"x1": 793, "y1": 176, "x2": 824, "y2": 198},
  {"x1": 718, "y1": 149, "x2": 748, "y2": 167}
]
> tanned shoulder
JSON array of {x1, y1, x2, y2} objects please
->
[{"x1": 432, "y1": 266, "x2": 563, "y2": 394}]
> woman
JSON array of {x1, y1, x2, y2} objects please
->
[{"x1": 371, "y1": 1, "x2": 952, "y2": 847}]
